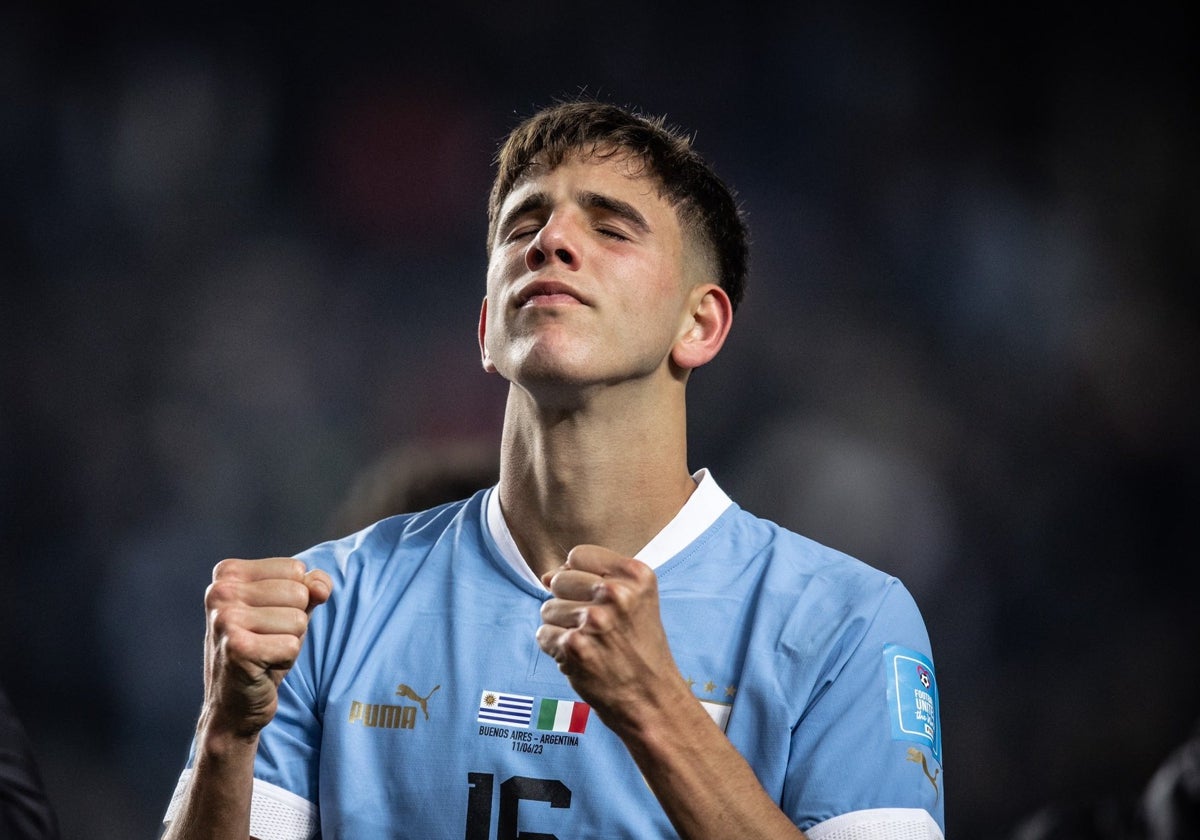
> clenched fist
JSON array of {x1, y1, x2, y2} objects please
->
[
  {"x1": 202, "y1": 557, "x2": 332, "y2": 739},
  {"x1": 536, "y1": 544, "x2": 685, "y2": 732}
]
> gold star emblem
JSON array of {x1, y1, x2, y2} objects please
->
[
  {"x1": 704, "y1": 680, "x2": 716, "y2": 694},
  {"x1": 685, "y1": 677, "x2": 696, "y2": 689},
  {"x1": 725, "y1": 685, "x2": 737, "y2": 697}
]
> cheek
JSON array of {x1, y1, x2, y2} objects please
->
[
  {"x1": 484, "y1": 300, "x2": 507, "y2": 350},
  {"x1": 483, "y1": 269, "x2": 511, "y2": 323},
  {"x1": 634, "y1": 255, "x2": 689, "y2": 312},
  {"x1": 486, "y1": 244, "x2": 523, "y2": 283},
  {"x1": 484, "y1": 260, "x2": 505, "y2": 292}
]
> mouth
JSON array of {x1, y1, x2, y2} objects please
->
[{"x1": 515, "y1": 280, "x2": 587, "y2": 308}]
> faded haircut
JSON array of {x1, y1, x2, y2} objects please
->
[{"x1": 487, "y1": 100, "x2": 749, "y2": 312}]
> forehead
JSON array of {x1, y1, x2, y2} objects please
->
[{"x1": 501, "y1": 150, "x2": 670, "y2": 214}]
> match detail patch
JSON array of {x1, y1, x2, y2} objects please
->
[{"x1": 884, "y1": 644, "x2": 941, "y2": 762}]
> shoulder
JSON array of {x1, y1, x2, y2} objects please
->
[
  {"x1": 723, "y1": 505, "x2": 902, "y2": 601},
  {"x1": 297, "y1": 490, "x2": 488, "y2": 583},
  {"x1": 715, "y1": 505, "x2": 932, "y2": 658}
]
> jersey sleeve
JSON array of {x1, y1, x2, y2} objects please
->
[
  {"x1": 160, "y1": 635, "x2": 325, "y2": 840},
  {"x1": 243, "y1": 541, "x2": 346, "y2": 840},
  {"x1": 782, "y1": 579, "x2": 945, "y2": 837},
  {"x1": 246, "y1": 658, "x2": 323, "y2": 839},
  {"x1": 163, "y1": 543, "x2": 340, "y2": 840}
]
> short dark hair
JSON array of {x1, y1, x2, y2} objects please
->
[{"x1": 488, "y1": 100, "x2": 749, "y2": 312}]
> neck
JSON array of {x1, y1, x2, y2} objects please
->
[{"x1": 495, "y1": 379, "x2": 696, "y2": 580}]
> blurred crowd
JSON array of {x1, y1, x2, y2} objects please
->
[{"x1": 1, "y1": 3, "x2": 1196, "y2": 838}]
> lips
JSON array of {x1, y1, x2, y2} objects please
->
[{"x1": 515, "y1": 280, "x2": 587, "y2": 307}]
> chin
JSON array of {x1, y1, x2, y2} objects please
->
[
  {"x1": 499, "y1": 336, "x2": 593, "y2": 380},
  {"x1": 513, "y1": 359, "x2": 595, "y2": 390}
]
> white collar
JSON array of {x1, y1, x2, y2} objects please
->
[{"x1": 485, "y1": 469, "x2": 733, "y2": 590}]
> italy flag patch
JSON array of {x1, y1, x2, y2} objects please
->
[{"x1": 536, "y1": 698, "x2": 590, "y2": 734}]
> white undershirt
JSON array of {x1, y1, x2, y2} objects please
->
[{"x1": 485, "y1": 468, "x2": 733, "y2": 589}]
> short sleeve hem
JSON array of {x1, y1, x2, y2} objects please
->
[
  {"x1": 807, "y1": 808, "x2": 944, "y2": 840},
  {"x1": 162, "y1": 770, "x2": 318, "y2": 840}
]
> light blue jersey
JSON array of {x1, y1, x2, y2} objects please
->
[{"x1": 166, "y1": 475, "x2": 944, "y2": 839}]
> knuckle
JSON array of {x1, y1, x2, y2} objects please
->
[
  {"x1": 205, "y1": 578, "x2": 239, "y2": 608},
  {"x1": 292, "y1": 608, "x2": 312, "y2": 635},
  {"x1": 212, "y1": 557, "x2": 243, "y2": 581},
  {"x1": 220, "y1": 625, "x2": 254, "y2": 660},
  {"x1": 208, "y1": 604, "x2": 243, "y2": 636},
  {"x1": 278, "y1": 634, "x2": 303, "y2": 662},
  {"x1": 600, "y1": 581, "x2": 635, "y2": 611},
  {"x1": 559, "y1": 629, "x2": 584, "y2": 658},
  {"x1": 560, "y1": 631, "x2": 597, "y2": 667},
  {"x1": 582, "y1": 606, "x2": 612, "y2": 633},
  {"x1": 534, "y1": 624, "x2": 556, "y2": 653},
  {"x1": 626, "y1": 558, "x2": 656, "y2": 586},
  {"x1": 279, "y1": 579, "x2": 307, "y2": 608}
]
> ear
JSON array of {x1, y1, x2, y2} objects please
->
[
  {"x1": 478, "y1": 296, "x2": 497, "y2": 373},
  {"x1": 671, "y1": 284, "x2": 733, "y2": 371}
]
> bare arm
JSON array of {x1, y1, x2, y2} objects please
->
[
  {"x1": 162, "y1": 726, "x2": 259, "y2": 840},
  {"x1": 163, "y1": 558, "x2": 331, "y2": 840},
  {"x1": 537, "y1": 546, "x2": 806, "y2": 840}
]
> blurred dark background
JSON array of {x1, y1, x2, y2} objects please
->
[{"x1": 1, "y1": 2, "x2": 1197, "y2": 838}]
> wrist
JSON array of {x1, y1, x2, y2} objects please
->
[
  {"x1": 195, "y1": 707, "x2": 263, "y2": 761},
  {"x1": 606, "y1": 672, "x2": 705, "y2": 747}
]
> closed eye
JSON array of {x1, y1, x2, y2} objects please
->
[
  {"x1": 506, "y1": 225, "x2": 540, "y2": 242},
  {"x1": 497, "y1": 191, "x2": 551, "y2": 244},
  {"x1": 596, "y1": 226, "x2": 630, "y2": 241}
]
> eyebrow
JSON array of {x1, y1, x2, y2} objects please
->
[
  {"x1": 496, "y1": 192, "x2": 550, "y2": 239},
  {"x1": 577, "y1": 191, "x2": 651, "y2": 234},
  {"x1": 497, "y1": 189, "x2": 652, "y2": 238}
]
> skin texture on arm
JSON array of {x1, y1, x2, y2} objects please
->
[
  {"x1": 537, "y1": 545, "x2": 808, "y2": 840},
  {"x1": 162, "y1": 558, "x2": 331, "y2": 840}
]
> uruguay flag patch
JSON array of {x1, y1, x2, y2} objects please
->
[{"x1": 477, "y1": 690, "x2": 534, "y2": 728}]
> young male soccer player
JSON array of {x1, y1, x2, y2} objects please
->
[{"x1": 163, "y1": 100, "x2": 945, "y2": 839}]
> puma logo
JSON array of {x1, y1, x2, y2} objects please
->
[
  {"x1": 906, "y1": 747, "x2": 941, "y2": 803},
  {"x1": 396, "y1": 683, "x2": 441, "y2": 720}
]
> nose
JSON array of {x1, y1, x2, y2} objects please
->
[{"x1": 525, "y1": 215, "x2": 578, "y2": 271}]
